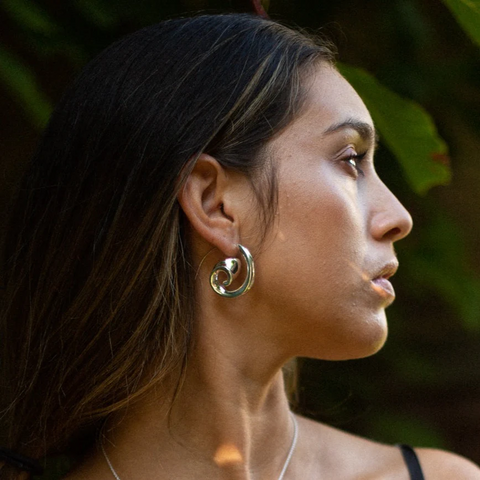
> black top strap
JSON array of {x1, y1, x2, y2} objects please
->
[
  {"x1": 0, "y1": 447, "x2": 44, "y2": 476},
  {"x1": 399, "y1": 444, "x2": 425, "y2": 480}
]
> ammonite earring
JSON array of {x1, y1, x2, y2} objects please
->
[{"x1": 209, "y1": 244, "x2": 255, "y2": 298}]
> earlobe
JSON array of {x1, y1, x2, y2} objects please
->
[{"x1": 177, "y1": 154, "x2": 239, "y2": 257}]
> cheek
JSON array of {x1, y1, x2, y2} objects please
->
[
  {"x1": 281, "y1": 174, "x2": 363, "y2": 267},
  {"x1": 258, "y1": 172, "x2": 366, "y2": 306},
  {"x1": 250, "y1": 165, "x2": 386, "y2": 359}
]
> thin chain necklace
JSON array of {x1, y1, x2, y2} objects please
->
[{"x1": 101, "y1": 413, "x2": 298, "y2": 480}]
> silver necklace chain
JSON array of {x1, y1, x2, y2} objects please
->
[
  {"x1": 101, "y1": 441, "x2": 121, "y2": 480},
  {"x1": 277, "y1": 413, "x2": 299, "y2": 480},
  {"x1": 101, "y1": 413, "x2": 298, "y2": 480}
]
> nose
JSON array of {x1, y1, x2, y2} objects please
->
[{"x1": 370, "y1": 181, "x2": 413, "y2": 243}]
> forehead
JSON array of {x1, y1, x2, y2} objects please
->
[
  {"x1": 267, "y1": 64, "x2": 375, "y2": 158},
  {"x1": 301, "y1": 64, "x2": 373, "y2": 127}
]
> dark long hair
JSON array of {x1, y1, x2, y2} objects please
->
[{"x1": 0, "y1": 13, "x2": 333, "y2": 477}]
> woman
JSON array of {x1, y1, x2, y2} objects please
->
[{"x1": 1, "y1": 13, "x2": 479, "y2": 480}]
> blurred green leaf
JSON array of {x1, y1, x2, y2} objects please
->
[
  {"x1": 442, "y1": 0, "x2": 480, "y2": 47},
  {"x1": 1, "y1": 0, "x2": 89, "y2": 66},
  {"x1": 2, "y1": 0, "x2": 60, "y2": 36},
  {"x1": 73, "y1": 0, "x2": 120, "y2": 29},
  {"x1": 404, "y1": 213, "x2": 480, "y2": 330},
  {"x1": 0, "y1": 46, "x2": 52, "y2": 129},
  {"x1": 393, "y1": 351, "x2": 445, "y2": 385},
  {"x1": 410, "y1": 258, "x2": 480, "y2": 331},
  {"x1": 338, "y1": 63, "x2": 451, "y2": 195},
  {"x1": 371, "y1": 412, "x2": 446, "y2": 447}
]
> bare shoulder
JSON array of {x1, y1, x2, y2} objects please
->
[
  {"x1": 294, "y1": 414, "x2": 480, "y2": 479},
  {"x1": 416, "y1": 448, "x2": 480, "y2": 479},
  {"x1": 295, "y1": 415, "x2": 408, "y2": 479}
]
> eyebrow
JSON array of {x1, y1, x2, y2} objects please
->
[{"x1": 323, "y1": 118, "x2": 379, "y2": 145}]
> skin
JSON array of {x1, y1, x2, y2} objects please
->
[{"x1": 65, "y1": 64, "x2": 480, "y2": 479}]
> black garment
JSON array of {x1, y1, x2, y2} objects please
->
[
  {"x1": 399, "y1": 444, "x2": 425, "y2": 480},
  {"x1": 0, "y1": 447, "x2": 44, "y2": 475}
]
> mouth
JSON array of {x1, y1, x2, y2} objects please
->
[{"x1": 370, "y1": 261, "x2": 398, "y2": 302}]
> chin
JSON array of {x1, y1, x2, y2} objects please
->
[
  {"x1": 352, "y1": 329, "x2": 388, "y2": 359},
  {"x1": 347, "y1": 310, "x2": 389, "y2": 360},
  {"x1": 304, "y1": 309, "x2": 389, "y2": 361}
]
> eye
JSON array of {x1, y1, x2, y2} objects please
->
[{"x1": 344, "y1": 152, "x2": 366, "y2": 178}]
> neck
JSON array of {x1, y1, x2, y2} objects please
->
[{"x1": 102, "y1": 313, "x2": 296, "y2": 480}]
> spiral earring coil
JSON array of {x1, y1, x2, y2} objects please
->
[{"x1": 209, "y1": 244, "x2": 255, "y2": 298}]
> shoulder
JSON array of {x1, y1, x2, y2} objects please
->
[
  {"x1": 295, "y1": 415, "x2": 409, "y2": 478},
  {"x1": 295, "y1": 414, "x2": 480, "y2": 479},
  {"x1": 415, "y1": 448, "x2": 480, "y2": 479}
]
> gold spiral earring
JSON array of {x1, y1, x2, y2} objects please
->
[{"x1": 209, "y1": 244, "x2": 255, "y2": 298}]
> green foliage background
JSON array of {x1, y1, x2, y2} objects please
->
[{"x1": 1, "y1": 0, "x2": 480, "y2": 475}]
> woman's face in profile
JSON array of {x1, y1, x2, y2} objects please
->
[{"x1": 246, "y1": 64, "x2": 413, "y2": 361}]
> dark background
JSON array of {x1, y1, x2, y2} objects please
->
[{"x1": 1, "y1": 0, "x2": 480, "y2": 469}]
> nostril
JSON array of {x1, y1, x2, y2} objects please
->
[
  {"x1": 388, "y1": 227, "x2": 401, "y2": 239},
  {"x1": 371, "y1": 187, "x2": 413, "y2": 242}
]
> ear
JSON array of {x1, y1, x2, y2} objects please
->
[{"x1": 178, "y1": 154, "x2": 240, "y2": 257}]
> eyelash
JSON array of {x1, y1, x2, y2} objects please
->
[{"x1": 345, "y1": 152, "x2": 367, "y2": 177}]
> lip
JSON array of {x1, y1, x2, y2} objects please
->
[
  {"x1": 370, "y1": 260, "x2": 398, "y2": 302},
  {"x1": 371, "y1": 277, "x2": 395, "y2": 299},
  {"x1": 372, "y1": 261, "x2": 399, "y2": 281}
]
